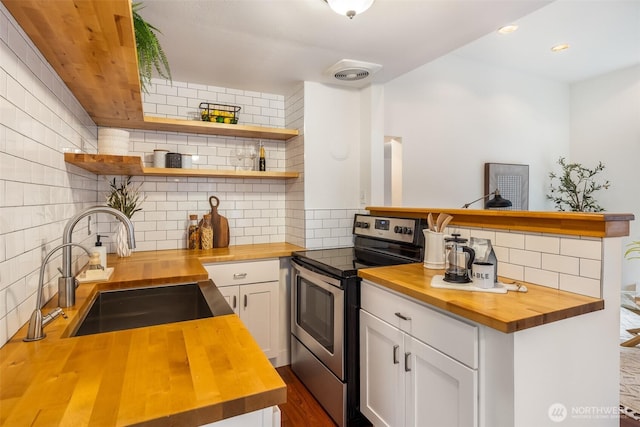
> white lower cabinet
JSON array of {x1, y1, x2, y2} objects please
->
[
  {"x1": 360, "y1": 280, "x2": 478, "y2": 427},
  {"x1": 205, "y1": 260, "x2": 279, "y2": 359}
]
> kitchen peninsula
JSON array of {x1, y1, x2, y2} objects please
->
[
  {"x1": 0, "y1": 244, "x2": 302, "y2": 427},
  {"x1": 360, "y1": 207, "x2": 633, "y2": 427}
]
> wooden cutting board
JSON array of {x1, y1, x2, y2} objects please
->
[{"x1": 210, "y1": 196, "x2": 230, "y2": 248}]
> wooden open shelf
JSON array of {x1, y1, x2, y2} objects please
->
[
  {"x1": 3, "y1": 0, "x2": 299, "y2": 142},
  {"x1": 65, "y1": 153, "x2": 300, "y2": 180},
  {"x1": 98, "y1": 116, "x2": 299, "y2": 141}
]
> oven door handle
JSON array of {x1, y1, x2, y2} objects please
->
[{"x1": 291, "y1": 260, "x2": 343, "y2": 292}]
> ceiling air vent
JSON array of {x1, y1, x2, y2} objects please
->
[
  {"x1": 334, "y1": 68, "x2": 370, "y2": 81},
  {"x1": 324, "y1": 59, "x2": 382, "y2": 83}
]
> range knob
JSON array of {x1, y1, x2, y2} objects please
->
[
  {"x1": 355, "y1": 221, "x2": 362, "y2": 228},
  {"x1": 394, "y1": 225, "x2": 403, "y2": 233},
  {"x1": 403, "y1": 227, "x2": 413, "y2": 235},
  {"x1": 361, "y1": 222, "x2": 370, "y2": 229}
]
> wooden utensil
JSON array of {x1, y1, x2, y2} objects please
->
[
  {"x1": 439, "y1": 214, "x2": 453, "y2": 232},
  {"x1": 427, "y1": 213, "x2": 435, "y2": 232},
  {"x1": 209, "y1": 196, "x2": 230, "y2": 248},
  {"x1": 435, "y1": 213, "x2": 446, "y2": 232}
]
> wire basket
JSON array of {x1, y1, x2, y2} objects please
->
[{"x1": 199, "y1": 102, "x2": 240, "y2": 124}]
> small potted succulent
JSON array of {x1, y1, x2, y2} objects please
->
[{"x1": 106, "y1": 176, "x2": 145, "y2": 256}]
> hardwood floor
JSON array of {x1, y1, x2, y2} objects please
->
[
  {"x1": 622, "y1": 414, "x2": 640, "y2": 427},
  {"x1": 277, "y1": 365, "x2": 337, "y2": 427},
  {"x1": 277, "y1": 365, "x2": 640, "y2": 427}
]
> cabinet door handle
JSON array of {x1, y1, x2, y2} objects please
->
[
  {"x1": 395, "y1": 312, "x2": 411, "y2": 321},
  {"x1": 232, "y1": 295, "x2": 237, "y2": 309},
  {"x1": 233, "y1": 272, "x2": 247, "y2": 280},
  {"x1": 393, "y1": 345, "x2": 400, "y2": 364},
  {"x1": 244, "y1": 294, "x2": 248, "y2": 308},
  {"x1": 404, "y1": 352, "x2": 411, "y2": 372}
]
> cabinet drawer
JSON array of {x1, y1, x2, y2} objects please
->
[
  {"x1": 205, "y1": 259, "x2": 279, "y2": 286},
  {"x1": 361, "y1": 280, "x2": 478, "y2": 369}
]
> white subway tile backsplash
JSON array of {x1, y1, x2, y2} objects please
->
[
  {"x1": 525, "y1": 234, "x2": 560, "y2": 254},
  {"x1": 509, "y1": 248, "x2": 541, "y2": 268},
  {"x1": 559, "y1": 274, "x2": 600, "y2": 298},
  {"x1": 580, "y1": 258, "x2": 601, "y2": 280},
  {"x1": 542, "y1": 253, "x2": 579, "y2": 275},
  {"x1": 469, "y1": 229, "x2": 496, "y2": 242},
  {"x1": 495, "y1": 231, "x2": 525, "y2": 249},
  {"x1": 525, "y1": 267, "x2": 559, "y2": 289},
  {"x1": 560, "y1": 237, "x2": 602, "y2": 260},
  {"x1": 0, "y1": 4, "x2": 101, "y2": 345}
]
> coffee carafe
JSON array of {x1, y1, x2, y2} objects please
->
[{"x1": 444, "y1": 234, "x2": 475, "y2": 283}]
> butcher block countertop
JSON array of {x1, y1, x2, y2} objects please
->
[
  {"x1": 359, "y1": 263, "x2": 605, "y2": 333},
  {"x1": 0, "y1": 243, "x2": 304, "y2": 427}
]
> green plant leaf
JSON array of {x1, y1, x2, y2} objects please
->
[
  {"x1": 547, "y1": 157, "x2": 610, "y2": 212},
  {"x1": 133, "y1": 2, "x2": 172, "y2": 93},
  {"x1": 105, "y1": 176, "x2": 146, "y2": 219}
]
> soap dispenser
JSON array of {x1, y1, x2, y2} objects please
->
[{"x1": 94, "y1": 234, "x2": 107, "y2": 269}]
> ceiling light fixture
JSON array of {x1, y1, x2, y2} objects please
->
[
  {"x1": 497, "y1": 24, "x2": 519, "y2": 34},
  {"x1": 551, "y1": 43, "x2": 570, "y2": 52},
  {"x1": 324, "y1": 0, "x2": 375, "y2": 19}
]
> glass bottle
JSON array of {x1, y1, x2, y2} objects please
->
[
  {"x1": 200, "y1": 213, "x2": 214, "y2": 250},
  {"x1": 259, "y1": 141, "x2": 266, "y2": 171},
  {"x1": 187, "y1": 214, "x2": 200, "y2": 249}
]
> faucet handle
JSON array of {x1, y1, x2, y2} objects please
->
[{"x1": 42, "y1": 307, "x2": 65, "y2": 326}]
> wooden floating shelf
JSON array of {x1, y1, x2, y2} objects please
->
[
  {"x1": 3, "y1": 1, "x2": 299, "y2": 142},
  {"x1": 97, "y1": 116, "x2": 299, "y2": 141},
  {"x1": 64, "y1": 153, "x2": 300, "y2": 180}
]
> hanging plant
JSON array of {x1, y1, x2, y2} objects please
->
[
  {"x1": 133, "y1": 2, "x2": 172, "y2": 93},
  {"x1": 546, "y1": 157, "x2": 610, "y2": 212},
  {"x1": 105, "y1": 176, "x2": 146, "y2": 219}
]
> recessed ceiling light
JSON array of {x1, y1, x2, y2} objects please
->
[
  {"x1": 551, "y1": 43, "x2": 570, "y2": 52},
  {"x1": 497, "y1": 25, "x2": 519, "y2": 34}
]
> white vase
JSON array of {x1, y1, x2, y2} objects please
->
[{"x1": 115, "y1": 222, "x2": 132, "y2": 257}]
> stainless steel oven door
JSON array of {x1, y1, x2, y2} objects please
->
[{"x1": 291, "y1": 259, "x2": 344, "y2": 380}]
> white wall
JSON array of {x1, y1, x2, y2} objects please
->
[
  {"x1": 360, "y1": 84, "x2": 385, "y2": 207},
  {"x1": 570, "y1": 64, "x2": 640, "y2": 287},
  {"x1": 303, "y1": 82, "x2": 361, "y2": 210},
  {"x1": 384, "y1": 54, "x2": 570, "y2": 210}
]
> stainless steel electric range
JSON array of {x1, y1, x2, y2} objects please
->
[{"x1": 291, "y1": 213, "x2": 427, "y2": 427}]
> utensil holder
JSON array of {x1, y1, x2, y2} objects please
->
[{"x1": 423, "y1": 230, "x2": 445, "y2": 269}]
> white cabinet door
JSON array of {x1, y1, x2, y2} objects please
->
[
  {"x1": 360, "y1": 310, "x2": 405, "y2": 427},
  {"x1": 218, "y1": 285, "x2": 240, "y2": 313},
  {"x1": 405, "y1": 335, "x2": 478, "y2": 427},
  {"x1": 206, "y1": 261, "x2": 280, "y2": 359},
  {"x1": 240, "y1": 281, "x2": 279, "y2": 359}
]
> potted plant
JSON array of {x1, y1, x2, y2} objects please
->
[
  {"x1": 547, "y1": 157, "x2": 611, "y2": 212},
  {"x1": 133, "y1": 2, "x2": 172, "y2": 93},
  {"x1": 626, "y1": 241, "x2": 640, "y2": 261},
  {"x1": 106, "y1": 176, "x2": 146, "y2": 256}
]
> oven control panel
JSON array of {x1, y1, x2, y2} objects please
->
[{"x1": 353, "y1": 214, "x2": 424, "y2": 244}]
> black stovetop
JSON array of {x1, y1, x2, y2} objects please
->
[
  {"x1": 292, "y1": 247, "x2": 363, "y2": 278},
  {"x1": 293, "y1": 244, "x2": 422, "y2": 280}
]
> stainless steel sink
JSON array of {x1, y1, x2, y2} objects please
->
[{"x1": 71, "y1": 280, "x2": 233, "y2": 337}]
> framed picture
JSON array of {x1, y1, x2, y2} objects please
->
[{"x1": 484, "y1": 163, "x2": 529, "y2": 210}]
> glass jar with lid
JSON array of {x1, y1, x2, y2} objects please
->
[
  {"x1": 187, "y1": 214, "x2": 200, "y2": 249},
  {"x1": 200, "y1": 214, "x2": 213, "y2": 250}
]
